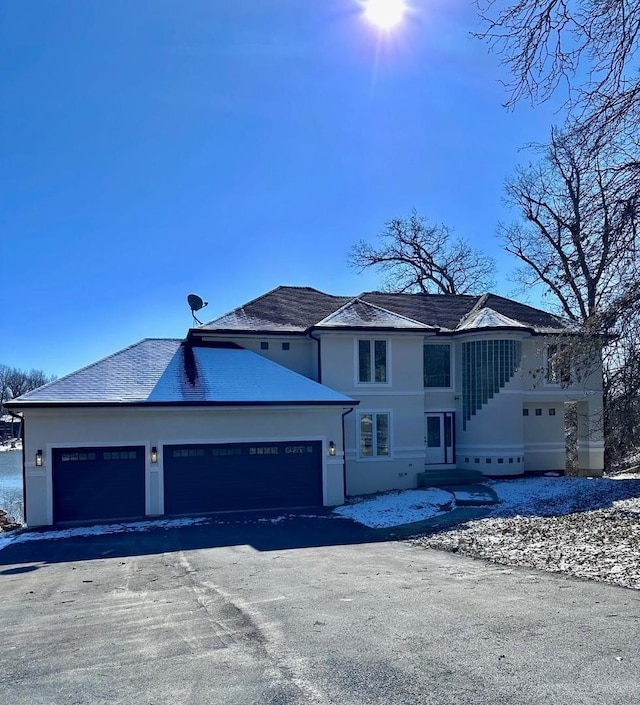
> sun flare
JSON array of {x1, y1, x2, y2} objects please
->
[{"x1": 364, "y1": 0, "x2": 406, "y2": 30}]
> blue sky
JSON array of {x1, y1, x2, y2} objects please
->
[{"x1": 1, "y1": 1, "x2": 560, "y2": 377}]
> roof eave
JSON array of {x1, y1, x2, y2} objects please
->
[
  {"x1": 6, "y1": 399, "x2": 360, "y2": 410},
  {"x1": 311, "y1": 325, "x2": 438, "y2": 333},
  {"x1": 189, "y1": 328, "x2": 307, "y2": 338},
  {"x1": 451, "y1": 325, "x2": 536, "y2": 335}
]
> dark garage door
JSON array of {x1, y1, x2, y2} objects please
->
[
  {"x1": 163, "y1": 441, "x2": 323, "y2": 515},
  {"x1": 53, "y1": 446, "x2": 145, "y2": 523}
]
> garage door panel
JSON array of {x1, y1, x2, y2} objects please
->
[
  {"x1": 53, "y1": 446, "x2": 145, "y2": 523},
  {"x1": 163, "y1": 442, "x2": 322, "y2": 515}
]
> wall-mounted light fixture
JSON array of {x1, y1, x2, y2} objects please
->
[
  {"x1": 328, "y1": 441, "x2": 336, "y2": 457},
  {"x1": 150, "y1": 446, "x2": 158, "y2": 463},
  {"x1": 35, "y1": 449, "x2": 43, "y2": 467}
]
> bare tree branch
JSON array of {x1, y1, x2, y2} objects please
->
[
  {"x1": 348, "y1": 211, "x2": 496, "y2": 295},
  {"x1": 475, "y1": 0, "x2": 640, "y2": 140},
  {"x1": 502, "y1": 127, "x2": 640, "y2": 465},
  {"x1": 502, "y1": 127, "x2": 640, "y2": 333}
]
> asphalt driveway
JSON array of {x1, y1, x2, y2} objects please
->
[{"x1": 1, "y1": 512, "x2": 638, "y2": 704}]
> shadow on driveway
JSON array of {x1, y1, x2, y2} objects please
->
[
  {"x1": 0, "y1": 509, "x2": 394, "y2": 569},
  {"x1": 0, "y1": 502, "x2": 496, "y2": 571}
]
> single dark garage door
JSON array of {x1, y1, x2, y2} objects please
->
[
  {"x1": 52, "y1": 446, "x2": 145, "y2": 523},
  {"x1": 163, "y1": 441, "x2": 323, "y2": 515}
]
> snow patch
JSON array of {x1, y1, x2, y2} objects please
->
[
  {"x1": 0, "y1": 516, "x2": 209, "y2": 551},
  {"x1": 419, "y1": 476, "x2": 640, "y2": 590},
  {"x1": 333, "y1": 488, "x2": 454, "y2": 528}
]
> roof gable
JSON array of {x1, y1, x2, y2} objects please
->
[
  {"x1": 315, "y1": 298, "x2": 435, "y2": 330},
  {"x1": 456, "y1": 307, "x2": 529, "y2": 331}
]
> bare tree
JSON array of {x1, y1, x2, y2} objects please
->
[
  {"x1": 349, "y1": 211, "x2": 496, "y2": 295},
  {"x1": 475, "y1": 0, "x2": 640, "y2": 142},
  {"x1": 502, "y1": 128, "x2": 640, "y2": 333},
  {"x1": 502, "y1": 128, "x2": 640, "y2": 466},
  {"x1": 0, "y1": 366, "x2": 10, "y2": 411},
  {"x1": 0, "y1": 365, "x2": 56, "y2": 413}
]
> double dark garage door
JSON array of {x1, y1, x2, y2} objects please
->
[{"x1": 52, "y1": 441, "x2": 323, "y2": 523}]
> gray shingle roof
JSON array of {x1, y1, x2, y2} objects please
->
[
  {"x1": 11, "y1": 339, "x2": 183, "y2": 404},
  {"x1": 202, "y1": 286, "x2": 352, "y2": 333},
  {"x1": 7, "y1": 339, "x2": 355, "y2": 407},
  {"x1": 199, "y1": 286, "x2": 566, "y2": 334},
  {"x1": 360, "y1": 292, "x2": 478, "y2": 330},
  {"x1": 315, "y1": 298, "x2": 435, "y2": 330}
]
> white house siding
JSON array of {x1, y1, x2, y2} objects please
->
[
  {"x1": 315, "y1": 329, "x2": 606, "y2": 493},
  {"x1": 320, "y1": 333, "x2": 428, "y2": 495},
  {"x1": 188, "y1": 329, "x2": 606, "y2": 497},
  {"x1": 21, "y1": 405, "x2": 346, "y2": 527},
  {"x1": 456, "y1": 335, "x2": 604, "y2": 476},
  {"x1": 520, "y1": 337, "x2": 604, "y2": 475},
  {"x1": 522, "y1": 402, "x2": 566, "y2": 472},
  {"x1": 198, "y1": 334, "x2": 318, "y2": 381},
  {"x1": 453, "y1": 332, "x2": 526, "y2": 477}
]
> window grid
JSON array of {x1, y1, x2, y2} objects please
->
[{"x1": 462, "y1": 339, "x2": 521, "y2": 430}]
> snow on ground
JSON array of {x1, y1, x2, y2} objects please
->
[
  {"x1": 333, "y1": 475, "x2": 640, "y2": 589},
  {"x1": 3, "y1": 474, "x2": 640, "y2": 590},
  {"x1": 0, "y1": 516, "x2": 209, "y2": 552},
  {"x1": 485, "y1": 475, "x2": 639, "y2": 517},
  {"x1": 418, "y1": 475, "x2": 640, "y2": 591},
  {"x1": 333, "y1": 488, "x2": 454, "y2": 528}
]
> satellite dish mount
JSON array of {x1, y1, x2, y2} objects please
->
[{"x1": 187, "y1": 294, "x2": 208, "y2": 325}]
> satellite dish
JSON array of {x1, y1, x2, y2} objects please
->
[{"x1": 187, "y1": 294, "x2": 208, "y2": 325}]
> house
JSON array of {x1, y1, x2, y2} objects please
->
[
  {"x1": 7, "y1": 286, "x2": 604, "y2": 527},
  {"x1": 0, "y1": 414, "x2": 20, "y2": 442}
]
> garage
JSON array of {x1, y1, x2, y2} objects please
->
[
  {"x1": 163, "y1": 441, "x2": 323, "y2": 515},
  {"x1": 52, "y1": 446, "x2": 145, "y2": 523}
]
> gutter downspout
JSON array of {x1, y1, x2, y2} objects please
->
[
  {"x1": 308, "y1": 330, "x2": 322, "y2": 383},
  {"x1": 341, "y1": 407, "x2": 355, "y2": 500},
  {"x1": 6, "y1": 409, "x2": 25, "y2": 525}
]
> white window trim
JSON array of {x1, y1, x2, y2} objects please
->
[
  {"x1": 356, "y1": 409, "x2": 393, "y2": 461},
  {"x1": 354, "y1": 337, "x2": 391, "y2": 387},
  {"x1": 423, "y1": 341, "x2": 454, "y2": 390}
]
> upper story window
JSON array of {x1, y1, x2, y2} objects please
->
[
  {"x1": 424, "y1": 343, "x2": 451, "y2": 388},
  {"x1": 358, "y1": 339, "x2": 387, "y2": 384},
  {"x1": 546, "y1": 344, "x2": 571, "y2": 384}
]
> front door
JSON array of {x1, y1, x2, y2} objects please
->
[{"x1": 425, "y1": 413, "x2": 455, "y2": 464}]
